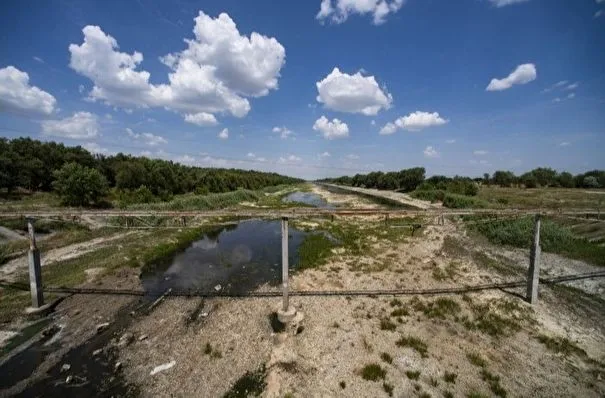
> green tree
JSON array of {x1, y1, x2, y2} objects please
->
[
  {"x1": 557, "y1": 172, "x2": 575, "y2": 188},
  {"x1": 583, "y1": 176, "x2": 600, "y2": 188},
  {"x1": 52, "y1": 162, "x2": 109, "y2": 206},
  {"x1": 492, "y1": 171, "x2": 516, "y2": 187}
]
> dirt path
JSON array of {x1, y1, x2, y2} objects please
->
[
  {"x1": 320, "y1": 183, "x2": 437, "y2": 209},
  {"x1": 310, "y1": 184, "x2": 382, "y2": 209},
  {"x1": 0, "y1": 231, "x2": 139, "y2": 282}
]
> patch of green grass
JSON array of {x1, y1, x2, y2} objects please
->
[
  {"x1": 480, "y1": 369, "x2": 507, "y2": 398},
  {"x1": 443, "y1": 371, "x2": 457, "y2": 384},
  {"x1": 467, "y1": 392, "x2": 489, "y2": 398},
  {"x1": 442, "y1": 193, "x2": 489, "y2": 209},
  {"x1": 380, "y1": 318, "x2": 397, "y2": 331},
  {"x1": 405, "y1": 370, "x2": 421, "y2": 380},
  {"x1": 223, "y1": 365, "x2": 266, "y2": 398},
  {"x1": 432, "y1": 262, "x2": 460, "y2": 281},
  {"x1": 380, "y1": 352, "x2": 393, "y2": 364},
  {"x1": 297, "y1": 233, "x2": 335, "y2": 269},
  {"x1": 421, "y1": 298, "x2": 461, "y2": 319},
  {"x1": 361, "y1": 363, "x2": 386, "y2": 381},
  {"x1": 467, "y1": 215, "x2": 605, "y2": 266},
  {"x1": 463, "y1": 299, "x2": 533, "y2": 338},
  {"x1": 383, "y1": 382, "x2": 394, "y2": 396},
  {"x1": 396, "y1": 335, "x2": 428, "y2": 358},
  {"x1": 389, "y1": 298, "x2": 403, "y2": 307},
  {"x1": 466, "y1": 352, "x2": 487, "y2": 368},
  {"x1": 536, "y1": 334, "x2": 587, "y2": 357},
  {"x1": 129, "y1": 189, "x2": 262, "y2": 211},
  {"x1": 470, "y1": 251, "x2": 520, "y2": 277},
  {"x1": 441, "y1": 236, "x2": 469, "y2": 258},
  {"x1": 390, "y1": 307, "x2": 409, "y2": 317}
]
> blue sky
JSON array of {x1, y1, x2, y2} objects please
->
[{"x1": 1, "y1": 0, "x2": 604, "y2": 179}]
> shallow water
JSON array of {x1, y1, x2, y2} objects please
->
[
  {"x1": 141, "y1": 220, "x2": 308, "y2": 295},
  {"x1": 282, "y1": 191, "x2": 333, "y2": 208}
]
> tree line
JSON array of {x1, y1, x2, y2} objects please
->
[
  {"x1": 0, "y1": 137, "x2": 302, "y2": 206},
  {"x1": 320, "y1": 166, "x2": 605, "y2": 192}
]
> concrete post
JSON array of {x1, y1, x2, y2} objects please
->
[
  {"x1": 526, "y1": 214, "x2": 541, "y2": 304},
  {"x1": 281, "y1": 217, "x2": 289, "y2": 312},
  {"x1": 27, "y1": 218, "x2": 44, "y2": 308}
]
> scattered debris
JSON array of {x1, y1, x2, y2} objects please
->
[
  {"x1": 214, "y1": 284, "x2": 222, "y2": 292},
  {"x1": 60, "y1": 363, "x2": 71, "y2": 373},
  {"x1": 117, "y1": 332, "x2": 134, "y2": 348},
  {"x1": 150, "y1": 360, "x2": 176, "y2": 376},
  {"x1": 92, "y1": 348, "x2": 103, "y2": 357},
  {"x1": 138, "y1": 334, "x2": 148, "y2": 342},
  {"x1": 114, "y1": 361, "x2": 123, "y2": 372},
  {"x1": 96, "y1": 322, "x2": 110, "y2": 334}
]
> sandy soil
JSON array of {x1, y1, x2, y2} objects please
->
[
  {"x1": 0, "y1": 231, "x2": 139, "y2": 282},
  {"x1": 118, "y1": 218, "x2": 605, "y2": 397},
  {"x1": 320, "y1": 184, "x2": 439, "y2": 210},
  {"x1": 310, "y1": 185, "x2": 382, "y2": 209}
]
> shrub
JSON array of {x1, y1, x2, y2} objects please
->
[
  {"x1": 443, "y1": 193, "x2": 487, "y2": 209},
  {"x1": 361, "y1": 363, "x2": 386, "y2": 381},
  {"x1": 52, "y1": 162, "x2": 108, "y2": 207}
]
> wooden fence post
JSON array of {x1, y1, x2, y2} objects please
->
[{"x1": 526, "y1": 214, "x2": 541, "y2": 304}]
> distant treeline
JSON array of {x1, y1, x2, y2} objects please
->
[
  {"x1": 0, "y1": 137, "x2": 302, "y2": 198},
  {"x1": 319, "y1": 167, "x2": 605, "y2": 191}
]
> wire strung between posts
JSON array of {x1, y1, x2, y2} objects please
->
[{"x1": 1, "y1": 270, "x2": 603, "y2": 299}]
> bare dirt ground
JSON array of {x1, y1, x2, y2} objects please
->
[
  {"x1": 118, "y1": 218, "x2": 605, "y2": 398},
  {"x1": 1, "y1": 188, "x2": 604, "y2": 397},
  {"x1": 0, "y1": 231, "x2": 138, "y2": 282},
  {"x1": 320, "y1": 184, "x2": 439, "y2": 210},
  {"x1": 310, "y1": 184, "x2": 382, "y2": 209}
]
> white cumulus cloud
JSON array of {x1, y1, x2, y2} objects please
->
[
  {"x1": 126, "y1": 128, "x2": 167, "y2": 146},
  {"x1": 68, "y1": 12, "x2": 285, "y2": 124},
  {"x1": 0, "y1": 66, "x2": 56, "y2": 115},
  {"x1": 319, "y1": 151, "x2": 331, "y2": 158},
  {"x1": 279, "y1": 154, "x2": 302, "y2": 163},
  {"x1": 395, "y1": 111, "x2": 448, "y2": 131},
  {"x1": 473, "y1": 150, "x2": 488, "y2": 156},
  {"x1": 83, "y1": 142, "x2": 111, "y2": 155},
  {"x1": 317, "y1": 0, "x2": 405, "y2": 25},
  {"x1": 218, "y1": 128, "x2": 229, "y2": 140},
  {"x1": 423, "y1": 146, "x2": 439, "y2": 158},
  {"x1": 272, "y1": 126, "x2": 294, "y2": 139},
  {"x1": 313, "y1": 116, "x2": 350, "y2": 140},
  {"x1": 486, "y1": 63, "x2": 537, "y2": 91},
  {"x1": 379, "y1": 122, "x2": 397, "y2": 135},
  {"x1": 316, "y1": 68, "x2": 392, "y2": 115},
  {"x1": 184, "y1": 112, "x2": 218, "y2": 126},
  {"x1": 41, "y1": 112, "x2": 98, "y2": 139}
]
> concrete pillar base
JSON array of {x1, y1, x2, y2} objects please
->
[{"x1": 277, "y1": 306, "x2": 297, "y2": 324}]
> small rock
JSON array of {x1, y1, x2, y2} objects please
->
[
  {"x1": 214, "y1": 284, "x2": 222, "y2": 292},
  {"x1": 200, "y1": 312, "x2": 209, "y2": 318},
  {"x1": 60, "y1": 363, "x2": 71, "y2": 373},
  {"x1": 65, "y1": 375, "x2": 73, "y2": 384},
  {"x1": 138, "y1": 334, "x2": 148, "y2": 341},
  {"x1": 96, "y1": 322, "x2": 110, "y2": 334},
  {"x1": 72, "y1": 309, "x2": 80, "y2": 316},
  {"x1": 150, "y1": 361, "x2": 176, "y2": 376},
  {"x1": 92, "y1": 348, "x2": 103, "y2": 357},
  {"x1": 114, "y1": 362, "x2": 122, "y2": 372},
  {"x1": 117, "y1": 332, "x2": 134, "y2": 348}
]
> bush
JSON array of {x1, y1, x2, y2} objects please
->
[
  {"x1": 52, "y1": 162, "x2": 108, "y2": 207},
  {"x1": 410, "y1": 189, "x2": 446, "y2": 203},
  {"x1": 442, "y1": 193, "x2": 487, "y2": 208}
]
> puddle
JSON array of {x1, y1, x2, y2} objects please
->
[
  {"x1": 141, "y1": 220, "x2": 309, "y2": 295},
  {"x1": 282, "y1": 191, "x2": 334, "y2": 208}
]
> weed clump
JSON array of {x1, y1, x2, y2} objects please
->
[
  {"x1": 481, "y1": 369, "x2": 507, "y2": 397},
  {"x1": 380, "y1": 318, "x2": 397, "y2": 331},
  {"x1": 380, "y1": 352, "x2": 393, "y2": 364},
  {"x1": 536, "y1": 334, "x2": 587, "y2": 357},
  {"x1": 406, "y1": 370, "x2": 421, "y2": 380},
  {"x1": 223, "y1": 365, "x2": 266, "y2": 398},
  {"x1": 466, "y1": 352, "x2": 487, "y2": 368},
  {"x1": 396, "y1": 335, "x2": 428, "y2": 358},
  {"x1": 339, "y1": 381, "x2": 346, "y2": 389},
  {"x1": 443, "y1": 371, "x2": 457, "y2": 384},
  {"x1": 361, "y1": 363, "x2": 386, "y2": 381},
  {"x1": 383, "y1": 382, "x2": 394, "y2": 396},
  {"x1": 390, "y1": 307, "x2": 409, "y2": 317}
]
